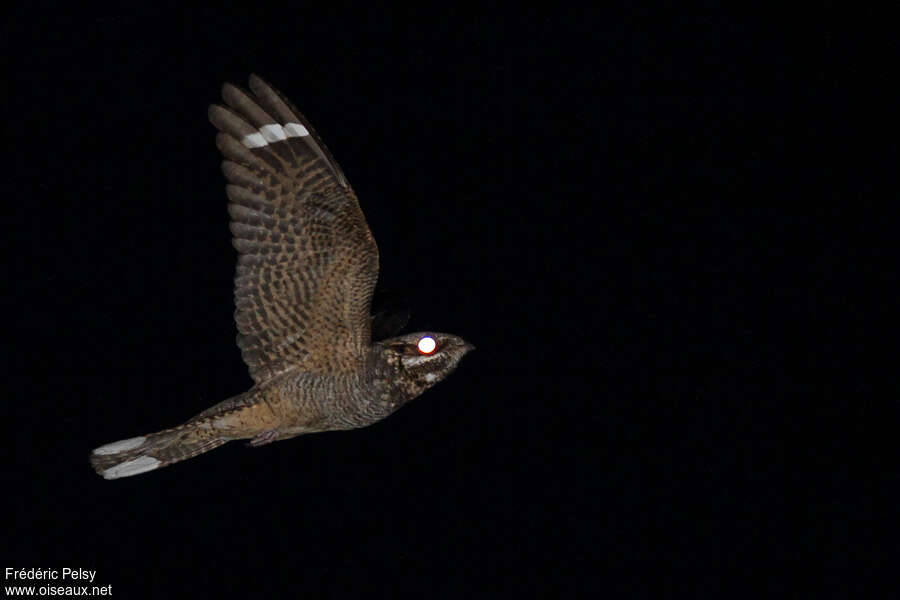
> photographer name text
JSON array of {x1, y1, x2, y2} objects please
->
[{"x1": 5, "y1": 568, "x2": 96, "y2": 583}]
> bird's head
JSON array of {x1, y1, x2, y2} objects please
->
[{"x1": 376, "y1": 332, "x2": 474, "y2": 399}]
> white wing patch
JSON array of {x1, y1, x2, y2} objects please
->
[
  {"x1": 102, "y1": 456, "x2": 161, "y2": 480},
  {"x1": 241, "y1": 132, "x2": 268, "y2": 148},
  {"x1": 283, "y1": 123, "x2": 310, "y2": 137},
  {"x1": 241, "y1": 122, "x2": 310, "y2": 148},
  {"x1": 92, "y1": 436, "x2": 146, "y2": 455},
  {"x1": 259, "y1": 123, "x2": 287, "y2": 142}
]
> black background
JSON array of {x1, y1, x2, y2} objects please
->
[{"x1": 2, "y1": 7, "x2": 893, "y2": 598}]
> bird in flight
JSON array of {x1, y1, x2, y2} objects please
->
[{"x1": 90, "y1": 75, "x2": 473, "y2": 479}]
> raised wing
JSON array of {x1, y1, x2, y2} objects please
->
[{"x1": 209, "y1": 74, "x2": 379, "y2": 382}]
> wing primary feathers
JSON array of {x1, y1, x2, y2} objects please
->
[
  {"x1": 247, "y1": 73, "x2": 350, "y2": 188},
  {"x1": 208, "y1": 104, "x2": 260, "y2": 141},
  {"x1": 214, "y1": 133, "x2": 271, "y2": 172},
  {"x1": 221, "y1": 83, "x2": 278, "y2": 128},
  {"x1": 221, "y1": 160, "x2": 267, "y2": 191},
  {"x1": 209, "y1": 76, "x2": 347, "y2": 193}
]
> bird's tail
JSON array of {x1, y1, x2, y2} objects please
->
[{"x1": 89, "y1": 422, "x2": 228, "y2": 480}]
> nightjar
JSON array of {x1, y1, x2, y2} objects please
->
[{"x1": 90, "y1": 75, "x2": 473, "y2": 479}]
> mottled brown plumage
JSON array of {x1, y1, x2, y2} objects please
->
[{"x1": 90, "y1": 75, "x2": 473, "y2": 479}]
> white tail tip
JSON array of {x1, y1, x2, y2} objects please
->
[
  {"x1": 92, "y1": 436, "x2": 147, "y2": 455},
  {"x1": 101, "y1": 456, "x2": 161, "y2": 480}
]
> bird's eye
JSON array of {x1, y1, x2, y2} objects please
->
[{"x1": 417, "y1": 336, "x2": 437, "y2": 354}]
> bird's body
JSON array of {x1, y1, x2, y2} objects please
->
[
  {"x1": 194, "y1": 340, "x2": 446, "y2": 439},
  {"x1": 90, "y1": 75, "x2": 472, "y2": 479}
]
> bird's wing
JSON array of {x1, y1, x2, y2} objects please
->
[{"x1": 209, "y1": 74, "x2": 379, "y2": 382}]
